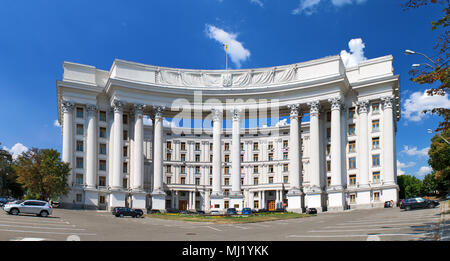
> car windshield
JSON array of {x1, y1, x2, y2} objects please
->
[{"x1": 416, "y1": 198, "x2": 425, "y2": 202}]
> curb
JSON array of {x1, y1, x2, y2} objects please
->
[{"x1": 438, "y1": 200, "x2": 448, "y2": 241}]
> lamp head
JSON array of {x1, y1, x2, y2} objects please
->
[{"x1": 405, "y1": 49, "x2": 416, "y2": 55}]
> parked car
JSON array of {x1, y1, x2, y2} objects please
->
[
  {"x1": 306, "y1": 208, "x2": 317, "y2": 214},
  {"x1": 0, "y1": 198, "x2": 9, "y2": 207},
  {"x1": 226, "y1": 208, "x2": 237, "y2": 215},
  {"x1": 384, "y1": 201, "x2": 393, "y2": 208},
  {"x1": 112, "y1": 207, "x2": 143, "y2": 218},
  {"x1": 180, "y1": 210, "x2": 197, "y2": 215},
  {"x1": 3, "y1": 200, "x2": 53, "y2": 217},
  {"x1": 446, "y1": 194, "x2": 450, "y2": 200},
  {"x1": 196, "y1": 210, "x2": 205, "y2": 215},
  {"x1": 400, "y1": 197, "x2": 440, "y2": 211},
  {"x1": 241, "y1": 208, "x2": 252, "y2": 215},
  {"x1": 165, "y1": 208, "x2": 180, "y2": 213},
  {"x1": 148, "y1": 209, "x2": 161, "y2": 214},
  {"x1": 274, "y1": 208, "x2": 286, "y2": 212},
  {"x1": 256, "y1": 209, "x2": 268, "y2": 213}
]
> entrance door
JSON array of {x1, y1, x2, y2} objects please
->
[
  {"x1": 179, "y1": 200, "x2": 187, "y2": 211},
  {"x1": 268, "y1": 200, "x2": 276, "y2": 211}
]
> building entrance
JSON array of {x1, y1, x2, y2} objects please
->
[{"x1": 179, "y1": 200, "x2": 187, "y2": 211}]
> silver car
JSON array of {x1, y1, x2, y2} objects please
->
[{"x1": 3, "y1": 200, "x2": 53, "y2": 217}]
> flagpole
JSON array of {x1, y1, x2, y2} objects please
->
[{"x1": 225, "y1": 47, "x2": 228, "y2": 70}]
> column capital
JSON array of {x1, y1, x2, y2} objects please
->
[
  {"x1": 230, "y1": 108, "x2": 242, "y2": 121},
  {"x1": 307, "y1": 100, "x2": 320, "y2": 115},
  {"x1": 356, "y1": 100, "x2": 369, "y2": 114},
  {"x1": 152, "y1": 105, "x2": 165, "y2": 119},
  {"x1": 61, "y1": 100, "x2": 74, "y2": 113},
  {"x1": 211, "y1": 107, "x2": 223, "y2": 122},
  {"x1": 381, "y1": 96, "x2": 395, "y2": 110},
  {"x1": 328, "y1": 97, "x2": 342, "y2": 111},
  {"x1": 134, "y1": 104, "x2": 145, "y2": 116},
  {"x1": 287, "y1": 104, "x2": 303, "y2": 118},
  {"x1": 112, "y1": 99, "x2": 123, "y2": 113},
  {"x1": 86, "y1": 104, "x2": 98, "y2": 115}
]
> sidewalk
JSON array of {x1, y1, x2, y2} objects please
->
[{"x1": 438, "y1": 200, "x2": 448, "y2": 241}]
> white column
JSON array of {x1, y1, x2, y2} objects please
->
[
  {"x1": 381, "y1": 96, "x2": 399, "y2": 205},
  {"x1": 210, "y1": 107, "x2": 224, "y2": 211},
  {"x1": 151, "y1": 106, "x2": 166, "y2": 210},
  {"x1": 286, "y1": 104, "x2": 303, "y2": 213},
  {"x1": 306, "y1": 100, "x2": 323, "y2": 211},
  {"x1": 327, "y1": 97, "x2": 345, "y2": 211},
  {"x1": 133, "y1": 104, "x2": 145, "y2": 191},
  {"x1": 230, "y1": 108, "x2": 243, "y2": 210},
  {"x1": 131, "y1": 104, "x2": 146, "y2": 209},
  {"x1": 61, "y1": 100, "x2": 74, "y2": 185},
  {"x1": 382, "y1": 96, "x2": 396, "y2": 185},
  {"x1": 112, "y1": 100, "x2": 123, "y2": 190},
  {"x1": 85, "y1": 104, "x2": 98, "y2": 189},
  {"x1": 357, "y1": 100, "x2": 370, "y2": 188},
  {"x1": 356, "y1": 100, "x2": 371, "y2": 206}
]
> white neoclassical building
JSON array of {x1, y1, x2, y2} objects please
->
[{"x1": 56, "y1": 54, "x2": 400, "y2": 213}]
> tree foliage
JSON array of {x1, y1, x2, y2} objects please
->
[
  {"x1": 0, "y1": 143, "x2": 23, "y2": 198},
  {"x1": 398, "y1": 175, "x2": 424, "y2": 199},
  {"x1": 421, "y1": 172, "x2": 439, "y2": 195},
  {"x1": 404, "y1": 0, "x2": 450, "y2": 131},
  {"x1": 428, "y1": 129, "x2": 450, "y2": 193},
  {"x1": 14, "y1": 148, "x2": 70, "y2": 200}
]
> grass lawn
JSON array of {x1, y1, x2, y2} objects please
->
[{"x1": 144, "y1": 212, "x2": 313, "y2": 224}]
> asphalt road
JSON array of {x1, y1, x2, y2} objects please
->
[{"x1": 0, "y1": 206, "x2": 444, "y2": 241}]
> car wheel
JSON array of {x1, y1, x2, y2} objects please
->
[
  {"x1": 405, "y1": 206, "x2": 411, "y2": 211},
  {"x1": 119, "y1": 213, "x2": 124, "y2": 218},
  {"x1": 10, "y1": 208, "x2": 19, "y2": 215},
  {"x1": 136, "y1": 214, "x2": 141, "y2": 218},
  {"x1": 429, "y1": 204, "x2": 435, "y2": 208},
  {"x1": 40, "y1": 211, "x2": 49, "y2": 217}
]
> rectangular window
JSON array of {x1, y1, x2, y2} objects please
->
[
  {"x1": 166, "y1": 141, "x2": 172, "y2": 149},
  {"x1": 268, "y1": 165, "x2": 274, "y2": 173},
  {"x1": 99, "y1": 195, "x2": 105, "y2": 204},
  {"x1": 167, "y1": 177, "x2": 171, "y2": 184},
  {"x1": 99, "y1": 176, "x2": 106, "y2": 187},
  {"x1": 225, "y1": 154, "x2": 230, "y2": 162},
  {"x1": 253, "y1": 166, "x2": 259, "y2": 174},
  {"x1": 75, "y1": 174, "x2": 83, "y2": 185},
  {"x1": 99, "y1": 127, "x2": 106, "y2": 138},
  {"x1": 195, "y1": 154, "x2": 200, "y2": 162},
  {"x1": 241, "y1": 178, "x2": 244, "y2": 185},
  {"x1": 349, "y1": 157, "x2": 356, "y2": 169},
  {"x1": 195, "y1": 142, "x2": 200, "y2": 151},
  {"x1": 224, "y1": 166, "x2": 230, "y2": 174},
  {"x1": 372, "y1": 103, "x2": 380, "y2": 114},
  {"x1": 76, "y1": 140, "x2": 83, "y2": 152},
  {"x1": 123, "y1": 162, "x2": 127, "y2": 173},
  {"x1": 327, "y1": 176, "x2": 331, "y2": 187},
  {"x1": 76, "y1": 194, "x2": 82, "y2": 202},
  {"x1": 123, "y1": 130, "x2": 128, "y2": 140},
  {"x1": 210, "y1": 155, "x2": 213, "y2": 162},
  {"x1": 268, "y1": 153, "x2": 273, "y2": 161},
  {"x1": 372, "y1": 120, "x2": 380, "y2": 132},
  {"x1": 122, "y1": 178, "x2": 127, "y2": 188},
  {"x1": 253, "y1": 177, "x2": 259, "y2": 185},
  {"x1": 372, "y1": 154, "x2": 380, "y2": 167},
  {"x1": 327, "y1": 128, "x2": 331, "y2": 139},
  {"x1": 167, "y1": 165, "x2": 172, "y2": 173},
  {"x1": 195, "y1": 177, "x2": 200, "y2": 185},
  {"x1": 350, "y1": 194, "x2": 356, "y2": 203},
  {"x1": 327, "y1": 111, "x2": 331, "y2": 122},
  {"x1": 253, "y1": 154, "x2": 258, "y2": 162},
  {"x1": 181, "y1": 166, "x2": 186, "y2": 174},
  {"x1": 209, "y1": 143, "x2": 213, "y2": 151},
  {"x1": 372, "y1": 137, "x2": 380, "y2": 149},
  {"x1": 99, "y1": 111, "x2": 106, "y2": 122},
  {"x1": 76, "y1": 124, "x2": 84, "y2": 136},
  {"x1": 181, "y1": 154, "x2": 186, "y2": 162},
  {"x1": 76, "y1": 107, "x2": 84, "y2": 118},
  {"x1": 283, "y1": 140, "x2": 288, "y2": 149},
  {"x1": 349, "y1": 175, "x2": 356, "y2": 186},
  {"x1": 123, "y1": 146, "x2": 128, "y2": 157},
  {"x1": 348, "y1": 107, "x2": 355, "y2": 119},
  {"x1": 283, "y1": 164, "x2": 288, "y2": 172},
  {"x1": 224, "y1": 178, "x2": 230, "y2": 186},
  {"x1": 269, "y1": 177, "x2": 274, "y2": 184},
  {"x1": 283, "y1": 176, "x2": 289, "y2": 183},
  {"x1": 99, "y1": 143, "x2": 106, "y2": 154},
  {"x1": 76, "y1": 157, "x2": 83, "y2": 169},
  {"x1": 166, "y1": 153, "x2": 172, "y2": 161},
  {"x1": 181, "y1": 142, "x2": 186, "y2": 151},
  {"x1": 268, "y1": 142, "x2": 274, "y2": 150},
  {"x1": 283, "y1": 152, "x2": 288, "y2": 160},
  {"x1": 374, "y1": 192, "x2": 380, "y2": 201},
  {"x1": 240, "y1": 155, "x2": 244, "y2": 162},
  {"x1": 254, "y1": 200, "x2": 259, "y2": 209},
  {"x1": 224, "y1": 200, "x2": 229, "y2": 208},
  {"x1": 224, "y1": 143, "x2": 230, "y2": 151},
  {"x1": 210, "y1": 178, "x2": 213, "y2": 185},
  {"x1": 348, "y1": 124, "x2": 356, "y2": 136},
  {"x1": 122, "y1": 114, "x2": 128, "y2": 125},
  {"x1": 195, "y1": 166, "x2": 200, "y2": 174},
  {"x1": 326, "y1": 161, "x2": 331, "y2": 172},
  {"x1": 348, "y1": 141, "x2": 356, "y2": 153},
  {"x1": 373, "y1": 171, "x2": 381, "y2": 183},
  {"x1": 240, "y1": 142, "x2": 244, "y2": 151},
  {"x1": 99, "y1": 160, "x2": 106, "y2": 171},
  {"x1": 253, "y1": 142, "x2": 259, "y2": 151},
  {"x1": 326, "y1": 144, "x2": 331, "y2": 156},
  {"x1": 240, "y1": 166, "x2": 244, "y2": 174},
  {"x1": 181, "y1": 177, "x2": 185, "y2": 185}
]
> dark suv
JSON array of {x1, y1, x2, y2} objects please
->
[
  {"x1": 112, "y1": 207, "x2": 143, "y2": 218},
  {"x1": 226, "y1": 208, "x2": 237, "y2": 215},
  {"x1": 400, "y1": 197, "x2": 439, "y2": 211}
]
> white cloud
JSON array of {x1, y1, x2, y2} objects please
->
[
  {"x1": 402, "y1": 90, "x2": 450, "y2": 122},
  {"x1": 53, "y1": 119, "x2": 61, "y2": 128},
  {"x1": 292, "y1": 0, "x2": 321, "y2": 15},
  {"x1": 274, "y1": 118, "x2": 289, "y2": 127},
  {"x1": 292, "y1": 0, "x2": 367, "y2": 15},
  {"x1": 416, "y1": 166, "x2": 432, "y2": 177},
  {"x1": 401, "y1": 145, "x2": 429, "y2": 157},
  {"x1": 205, "y1": 25, "x2": 251, "y2": 68},
  {"x1": 3, "y1": 143, "x2": 29, "y2": 160},
  {"x1": 340, "y1": 38, "x2": 367, "y2": 67},
  {"x1": 250, "y1": 0, "x2": 264, "y2": 7},
  {"x1": 397, "y1": 160, "x2": 416, "y2": 176},
  {"x1": 143, "y1": 116, "x2": 177, "y2": 128}
]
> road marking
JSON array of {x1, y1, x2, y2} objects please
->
[
  {"x1": 204, "y1": 226, "x2": 222, "y2": 232},
  {"x1": 309, "y1": 226, "x2": 434, "y2": 233},
  {"x1": 367, "y1": 235, "x2": 380, "y2": 241},
  {"x1": 0, "y1": 216, "x2": 70, "y2": 224},
  {"x1": 229, "y1": 224, "x2": 249, "y2": 230},
  {"x1": 340, "y1": 217, "x2": 439, "y2": 225},
  {"x1": 329, "y1": 222, "x2": 437, "y2": 228},
  {"x1": 250, "y1": 223, "x2": 270, "y2": 228},
  {"x1": 10, "y1": 237, "x2": 47, "y2": 241},
  {"x1": 287, "y1": 232, "x2": 434, "y2": 238},
  {"x1": 0, "y1": 228, "x2": 96, "y2": 236},
  {"x1": 0, "y1": 220, "x2": 76, "y2": 227},
  {"x1": 0, "y1": 223, "x2": 86, "y2": 231},
  {"x1": 66, "y1": 235, "x2": 81, "y2": 241}
]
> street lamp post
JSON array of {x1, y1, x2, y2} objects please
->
[
  {"x1": 427, "y1": 129, "x2": 450, "y2": 145},
  {"x1": 405, "y1": 49, "x2": 439, "y2": 67}
]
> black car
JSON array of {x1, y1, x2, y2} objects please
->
[
  {"x1": 112, "y1": 207, "x2": 144, "y2": 218},
  {"x1": 148, "y1": 209, "x2": 161, "y2": 214},
  {"x1": 306, "y1": 208, "x2": 317, "y2": 214},
  {"x1": 400, "y1": 197, "x2": 440, "y2": 211},
  {"x1": 196, "y1": 210, "x2": 205, "y2": 215},
  {"x1": 180, "y1": 210, "x2": 197, "y2": 215},
  {"x1": 274, "y1": 208, "x2": 286, "y2": 212},
  {"x1": 166, "y1": 208, "x2": 180, "y2": 213},
  {"x1": 226, "y1": 208, "x2": 237, "y2": 215}
]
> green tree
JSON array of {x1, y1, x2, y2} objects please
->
[
  {"x1": 428, "y1": 129, "x2": 450, "y2": 194},
  {"x1": 15, "y1": 148, "x2": 70, "y2": 200},
  {"x1": 398, "y1": 175, "x2": 423, "y2": 199},
  {"x1": 404, "y1": 0, "x2": 450, "y2": 131},
  {"x1": 421, "y1": 172, "x2": 439, "y2": 195},
  {"x1": 0, "y1": 143, "x2": 24, "y2": 198}
]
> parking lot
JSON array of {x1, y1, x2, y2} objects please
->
[{"x1": 0, "y1": 205, "x2": 445, "y2": 241}]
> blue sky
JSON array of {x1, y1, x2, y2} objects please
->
[{"x1": 0, "y1": 0, "x2": 448, "y2": 179}]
